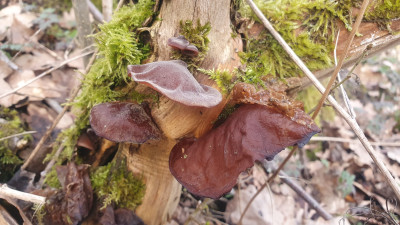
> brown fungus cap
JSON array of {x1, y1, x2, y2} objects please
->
[
  {"x1": 169, "y1": 83, "x2": 321, "y2": 199},
  {"x1": 128, "y1": 60, "x2": 222, "y2": 108},
  {"x1": 170, "y1": 104, "x2": 320, "y2": 199},
  {"x1": 89, "y1": 102, "x2": 161, "y2": 143},
  {"x1": 167, "y1": 35, "x2": 199, "y2": 57}
]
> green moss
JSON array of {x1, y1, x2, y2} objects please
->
[
  {"x1": 236, "y1": 0, "x2": 357, "y2": 87},
  {"x1": 171, "y1": 20, "x2": 211, "y2": 69},
  {"x1": 198, "y1": 68, "x2": 235, "y2": 94},
  {"x1": 45, "y1": 1, "x2": 154, "y2": 187},
  {"x1": 0, "y1": 107, "x2": 31, "y2": 182},
  {"x1": 91, "y1": 160, "x2": 145, "y2": 210},
  {"x1": 365, "y1": 0, "x2": 400, "y2": 32},
  {"x1": 32, "y1": 203, "x2": 46, "y2": 225}
]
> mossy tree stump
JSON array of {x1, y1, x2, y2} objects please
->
[{"x1": 120, "y1": 0, "x2": 242, "y2": 224}]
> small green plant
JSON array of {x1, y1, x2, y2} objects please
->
[
  {"x1": 198, "y1": 68, "x2": 235, "y2": 94},
  {"x1": 91, "y1": 160, "x2": 145, "y2": 210},
  {"x1": 32, "y1": 203, "x2": 46, "y2": 225},
  {"x1": 337, "y1": 170, "x2": 355, "y2": 197},
  {"x1": 33, "y1": 8, "x2": 59, "y2": 30},
  {"x1": 0, "y1": 107, "x2": 31, "y2": 182},
  {"x1": 171, "y1": 20, "x2": 211, "y2": 70}
]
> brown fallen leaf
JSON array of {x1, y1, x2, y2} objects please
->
[
  {"x1": 45, "y1": 162, "x2": 93, "y2": 225},
  {"x1": 8, "y1": 17, "x2": 36, "y2": 50},
  {"x1": 99, "y1": 206, "x2": 144, "y2": 225}
]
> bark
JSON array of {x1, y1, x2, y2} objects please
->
[{"x1": 120, "y1": 0, "x2": 242, "y2": 224}]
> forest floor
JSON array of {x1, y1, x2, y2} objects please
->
[{"x1": 1, "y1": 1, "x2": 400, "y2": 225}]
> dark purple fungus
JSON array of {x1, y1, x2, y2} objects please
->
[
  {"x1": 167, "y1": 35, "x2": 199, "y2": 57},
  {"x1": 169, "y1": 83, "x2": 321, "y2": 199},
  {"x1": 89, "y1": 102, "x2": 161, "y2": 143},
  {"x1": 128, "y1": 60, "x2": 222, "y2": 108}
]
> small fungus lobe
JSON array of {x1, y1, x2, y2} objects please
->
[
  {"x1": 90, "y1": 102, "x2": 161, "y2": 143},
  {"x1": 169, "y1": 83, "x2": 320, "y2": 199},
  {"x1": 128, "y1": 60, "x2": 222, "y2": 108},
  {"x1": 167, "y1": 35, "x2": 199, "y2": 57}
]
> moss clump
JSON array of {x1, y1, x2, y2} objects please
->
[
  {"x1": 91, "y1": 160, "x2": 145, "y2": 210},
  {"x1": 0, "y1": 107, "x2": 31, "y2": 182},
  {"x1": 236, "y1": 0, "x2": 356, "y2": 87},
  {"x1": 365, "y1": 0, "x2": 400, "y2": 32},
  {"x1": 171, "y1": 20, "x2": 211, "y2": 69},
  {"x1": 198, "y1": 68, "x2": 235, "y2": 94},
  {"x1": 45, "y1": 1, "x2": 154, "y2": 187}
]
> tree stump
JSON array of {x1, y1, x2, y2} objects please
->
[{"x1": 120, "y1": 0, "x2": 242, "y2": 224}]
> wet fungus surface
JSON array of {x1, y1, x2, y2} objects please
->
[
  {"x1": 167, "y1": 35, "x2": 199, "y2": 57},
  {"x1": 89, "y1": 102, "x2": 161, "y2": 143},
  {"x1": 128, "y1": 60, "x2": 222, "y2": 107},
  {"x1": 169, "y1": 83, "x2": 321, "y2": 199}
]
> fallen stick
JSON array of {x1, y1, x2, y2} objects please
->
[{"x1": 0, "y1": 184, "x2": 45, "y2": 205}]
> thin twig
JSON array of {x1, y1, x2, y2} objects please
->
[
  {"x1": 184, "y1": 198, "x2": 213, "y2": 225},
  {"x1": 246, "y1": 0, "x2": 400, "y2": 202},
  {"x1": 334, "y1": 29, "x2": 356, "y2": 119},
  {"x1": 312, "y1": 0, "x2": 371, "y2": 119},
  {"x1": 0, "y1": 51, "x2": 93, "y2": 100},
  {"x1": 238, "y1": 147, "x2": 296, "y2": 225},
  {"x1": 0, "y1": 184, "x2": 45, "y2": 205},
  {"x1": 0, "y1": 131, "x2": 37, "y2": 142},
  {"x1": 21, "y1": 51, "x2": 97, "y2": 171},
  {"x1": 87, "y1": 0, "x2": 104, "y2": 22},
  {"x1": 310, "y1": 136, "x2": 400, "y2": 147},
  {"x1": 279, "y1": 170, "x2": 333, "y2": 220},
  {"x1": 332, "y1": 45, "x2": 371, "y2": 91},
  {"x1": 11, "y1": 29, "x2": 42, "y2": 61}
]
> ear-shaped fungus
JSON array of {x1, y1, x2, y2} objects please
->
[
  {"x1": 169, "y1": 83, "x2": 320, "y2": 199},
  {"x1": 89, "y1": 102, "x2": 161, "y2": 143},
  {"x1": 168, "y1": 35, "x2": 199, "y2": 57},
  {"x1": 128, "y1": 60, "x2": 222, "y2": 108}
]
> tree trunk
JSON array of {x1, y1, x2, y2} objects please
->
[{"x1": 120, "y1": 1, "x2": 242, "y2": 224}]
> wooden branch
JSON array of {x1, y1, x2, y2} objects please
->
[
  {"x1": 0, "y1": 184, "x2": 45, "y2": 205},
  {"x1": 87, "y1": 0, "x2": 104, "y2": 23},
  {"x1": 278, "y1": 170, "x2": 333, "y2": 220},
  {"x1": 245, "y1": 0, "x2": 400, "y2": 202},
  {"x1": 310, "y1": 136, "x2": 400, "y2": 147},
  {"x1": 102, "y1": 0, "x2": 113, "y2": 22},
  {"x1": 72, "y1": 0, "x2": 94, "y2": 66}
]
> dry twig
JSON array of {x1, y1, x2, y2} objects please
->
[{"x1": 0, "y1": 184, "x2": 45, "y2": 205}]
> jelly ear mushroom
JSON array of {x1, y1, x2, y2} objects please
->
[
  {"x1": 167, "y1": 35, "x2": 199, "y2": 57},
  {"x1": 169, "y1": 104, "x2": 320, "y2": 199},
  {"x1": 128, "y1": 60, "x2": 222, "y2": 108},
  {"x1": 89, "y1": 102, "x2": 161, "y2": 143}
]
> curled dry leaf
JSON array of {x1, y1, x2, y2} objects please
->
[
  {"x1": 99, "y1": 206, "x2": 145, "y2": 225},
  {"x1": 52, "y1": 162, "x2": 93, "y2": 225},
  {"x1": 90, "y1": 102, "x2": 161, "y2": 143},
  {"x1": 169, "y1": 83, "x2": 320, "y2": 198},
  {"x1": 128, "y1": 60, "x2": 222, "y2": 108},
  {"x1": 167, "y1": 35, "x2": 199, "y2": 57}
]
